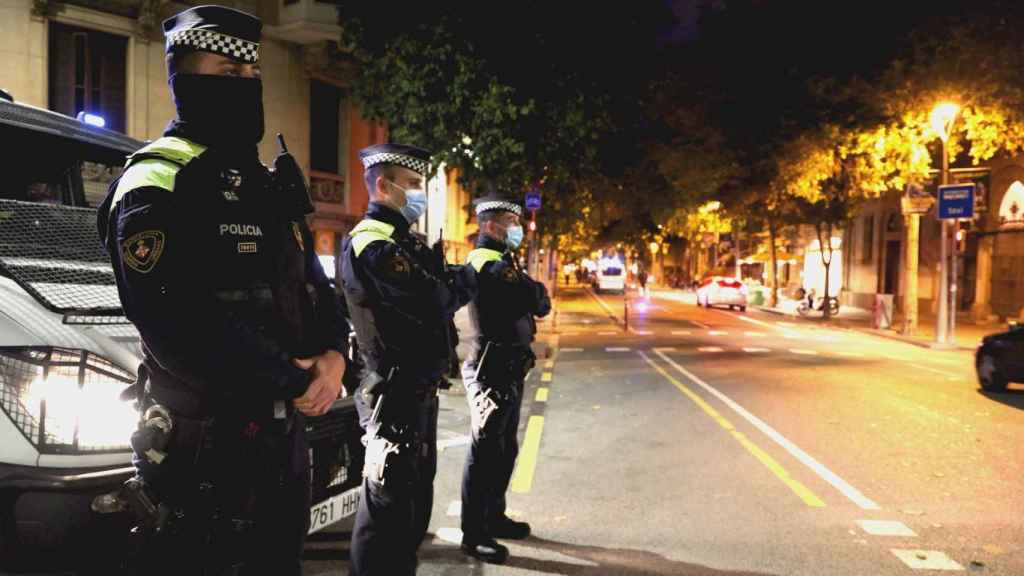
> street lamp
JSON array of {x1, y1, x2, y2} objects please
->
[{"x1": 930, "y1": 101, "x2": 960, "y2": 347}]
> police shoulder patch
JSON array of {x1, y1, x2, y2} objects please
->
[
  {"x1": 122, "y1": 230, "x2": 165, "y2": 274},
  {"x1": 500, "y1": 265, "x2": 518, "y2": 283},
  {"x1": 386, "y1": 252, "x2": 411, "y2": 279}
]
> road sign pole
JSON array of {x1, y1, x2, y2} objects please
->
[
  {"x1": 951, "y1": 218, "x2": 958, "y2": 342},
  {"x1": 936, "y1": 145, "x2": 950, "y2": 347}
]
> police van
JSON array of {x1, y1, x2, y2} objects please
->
[{"x1": 0, "y1": 91, "x2": 362, "y2": 572}]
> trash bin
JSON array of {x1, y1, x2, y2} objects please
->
[
  {"x1": 874, "y1": 294, "x2": 894, "y2": 329},
  {"x1": 748, "y1": 286, "x2": 765, "y2": 306}
]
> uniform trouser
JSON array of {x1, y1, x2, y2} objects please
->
[
  {"x1": 350, "y1": 388, "x2": 439, "y2": 576},
  {"x1": 460, "y1": 373, "x2": 524, "y2": 540},
  {"x1": 131, "y1": 415, "x2": 311, "y2": 576}
]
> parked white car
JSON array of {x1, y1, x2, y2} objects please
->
[{"x1": 696, "y1": 276, "x2": 748, "y2": 311}]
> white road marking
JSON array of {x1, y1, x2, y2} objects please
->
[
  {"x1": 586, "y1": 287, "x2": 623, "y2": 324},
  {"x1": 598, "y1": 331, "x2": 618, "y2": 336},
  {"x1": 777, "y1": 321, "x2": 798, "y2": 328},
  {"x1": 653, "y1": 347, "x2": 677, "y2": 353},
  {"x1": 744, "y1": 331, "x2": 766, "y2": 338},
  {"x1": 697, "y1": 347, "x2": 724, "y2": 353},
  {"x1": 907, "y1": 363, "x2": 963, "y2": 380},
  {"x1": 561, "y1": 332, "x2": 580, "y2": 336},
  {"x1": 858, "y1": 520, "x2": 916, "y2": 537},
  {"x1": 708, "y1": 330, "x2": 729, "y2": 336},
  {"x1": 890, "y1": 549, "x2": 964, "y2": 570},
  {"x1": 783, "y1": 333, "x2": 803, "y2": 339},
  {"x1": 630, "y1": 329, "x2": 654, "y2": 335},
  {"x1": 790, "y1": 349, "x2": 819, "y2": 355},
  {"x1": 653, "y1": 349, "x2": 880, "y2": 510},
  {"x1": 560, "y1": 348, "x2": 584, "y2": 352},
  {"x1": 671, "y1": 330, "x2": 692, "y2": 336},
  {"x1": 446, "y1": 501, "x2": 462, "y2": 517},
  {"x1": 689, "y1": 319, "x2": 711, "y2": 329},
  {"x1": 606, "y1": 347, "x2": 631, "y2": 352},
  {"x1": 434, "y1": 527, "x2": 464, "y2": 545},
  {"x1": 736, "y1": 315, "x2": 774, "y2": 328},
  {"x1": 743, "y1": 347, "x2": 771, "y2": 353}
]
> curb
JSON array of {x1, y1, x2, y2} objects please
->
[{"x1": 754, "y1": 306, "x2": 976, "y2": 352}]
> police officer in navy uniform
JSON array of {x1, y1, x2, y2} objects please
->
[
  {"x1": 340, "y1": 144, "x2": 476, "y2": 576},
  {"x1": 97, "y1": 5, "x2": 348, "y2": 574},
  {"x1": 460, "y1": 192, "x2": 551, "y2": 563}
]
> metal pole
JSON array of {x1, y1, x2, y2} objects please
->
[
  {"x1": 935, "y1": 141, "x2": 950, "y2": 346},
  {"x1": 951, "y1": 219, "x2": 958, "y2": 343}
]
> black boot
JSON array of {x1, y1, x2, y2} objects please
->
[
  {"x1": 490, "y1": 515, "x2": 531, "y2": 540},
  {"x1": 461, "y1": 536, "x2": 509, "y2": 564}
]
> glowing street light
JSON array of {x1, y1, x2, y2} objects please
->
[{"x1": 930, "y1": 101, "x2": 960, "y2": 142}]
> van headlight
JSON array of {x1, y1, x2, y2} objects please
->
[{"x1": 0, "y1": 347, "x2": 137, "y2": 453}]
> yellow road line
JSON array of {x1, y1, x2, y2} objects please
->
[
  {"x1": 639, "y1": 352, "x2": 825, "y2": 508},
  {"x1": 510, "y1": 415, "x2": 545, "y2": 493},
  {"x1": 545, "y1": 359, "x2": 555, "y2": 369},
  {"x1": 535, "y1": 387, "x2": 549, "y2": 402},
  {"x1": 541, "y1": 371, "x2": 553, "y2": 382}
]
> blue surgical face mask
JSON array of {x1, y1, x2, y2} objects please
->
[
  {"x1": 506, "y1": 224, "x2": 524, "y2": 249},
  {"x1": 389, "y1": 180, "x2": 427, "y2": 223}
]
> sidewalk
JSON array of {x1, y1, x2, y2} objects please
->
[{"x1": 755, "y1": 296, "x2": 1007, "y2": 351}]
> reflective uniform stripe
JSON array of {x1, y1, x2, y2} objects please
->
[
  {"x1": 467, "y1": 248, "x2": 504, "y2": 273},
  {"x1": 127, "y1": 136, "x2": 207, "y2": 167},
  {"x1": 350, "y1": 219, "x2": 396, "y2": 257},
  {"x1": 109, "y1": 136, "x2": 208, "y2": 212}
]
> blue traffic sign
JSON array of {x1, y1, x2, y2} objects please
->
[
  {"x1": 525, "y1": 190, "x2": 542, "y2": 211},
  {"x1": 938, "y1": 184, "x2": 975, "y2": 220}
]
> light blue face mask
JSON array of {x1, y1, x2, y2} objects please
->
[
  {"x1": 506, "y1": 224, "x2": 524, "y2": 249},
  {"x1": 389, "y1": 180, "x2": 428, "y2": 223}
]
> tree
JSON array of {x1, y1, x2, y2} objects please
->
[{"x1": 336, "y1": 3, "x2": 673, "y2": 196}]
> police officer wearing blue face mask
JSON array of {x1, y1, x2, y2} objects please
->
[
  {"x1": 459, "y1": 191, "x2": 551, "y2": 563},
  {"x1": 341, "y1": 144, "x2": 477, "y2": 576},
  {"x1": 97, "y1": 5, "x2": 348, "y2": 574}
]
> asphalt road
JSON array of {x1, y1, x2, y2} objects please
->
[{"x1": 304, "y1": 285, "x2": 1024, "y2": 575}]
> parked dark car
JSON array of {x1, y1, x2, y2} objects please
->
[{"x1": 975, "y1": 322, "x2": 1024, "y2": 392}]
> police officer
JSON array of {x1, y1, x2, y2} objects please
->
[
  {"x1": 460, "y1": 192, "x2": 551, "y2": 563},
  {"x1": 97, "y1": 6, "x2": 348, "y2": 574},
  {"x1": 341, "y1": 144, "x2": 476, "y2": 576}
]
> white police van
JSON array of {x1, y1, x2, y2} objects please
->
[{"x1": 0, "y1": 91, "x2": 361, "y2": 572}]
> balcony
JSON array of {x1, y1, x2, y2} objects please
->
[{"x1": 269, "y1": 0, "x2": 341, "y2": 45}]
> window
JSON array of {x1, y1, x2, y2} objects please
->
[
  {"x1": 309, "y1": 80, "x2": 348, "y2": 205},
  {"x1": 861, "y1": 214, "x2": 875, "y2": 262},
  {"x1": 49, "y1": 23, "x2": 127, "y2": 133}
]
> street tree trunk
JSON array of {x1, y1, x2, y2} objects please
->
[
  {"x1": 768, "y1": 218, "x2": 779, "y2": 308},
  {"x1": 816, "y1": 220, "x2": 834, "y2": 320}
]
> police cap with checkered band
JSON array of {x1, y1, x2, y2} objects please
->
[
  {"x1": 473, "y1": 185, "x2": 524, "y2": 217},
  {"x1": 163, "y1": 5, "x2": 262, "y2": 64},
  {"x1": 359, "y1": 144, "x2": 432, "y2": 177}
]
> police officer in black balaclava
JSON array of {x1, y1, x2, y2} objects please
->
[{"x1": 97, "y1": 5, "x2": 349, "y2": 575}]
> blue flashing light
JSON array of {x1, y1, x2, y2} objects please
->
[{"x1": 76, "y1": 111, "x2": 106, "y2": 128}]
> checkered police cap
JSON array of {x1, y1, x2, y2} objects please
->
[
  {"x1": 473, "y1": 188, "x2": 524, "y2": 217},
  {"x1": 359, "y1": 144, "x2": 432, "y2": 176},
  {"x1": 163, "y1": 5, "x2": 262, "y2": 64}
]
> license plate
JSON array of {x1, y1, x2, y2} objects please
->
[{"x1": 308, "y1": 486, "x2": 361, "y2": 535}]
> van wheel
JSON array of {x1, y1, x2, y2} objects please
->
[{"x1": 740, "y1": 306, "x2": 747, "y2": 312}]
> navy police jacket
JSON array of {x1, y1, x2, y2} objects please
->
[
  {"x1": 340, "y1": 203, "x2": 476, "y2": 388},
  {"x1": 97, "y1": 135, "x2": 348, "y2": 418},
  {"x1": 465, "y1": 235, "x2": 551, "y2": 359}
]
